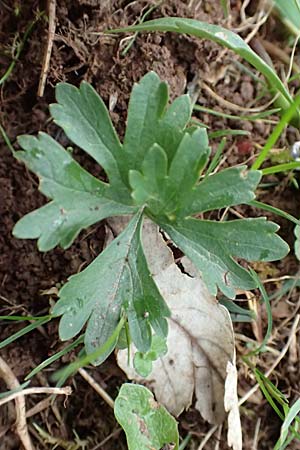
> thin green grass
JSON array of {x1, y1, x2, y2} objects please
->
[
  {"x1": 0, "y1": 316, "x2": 52, "y2": 349},
  {"x1": 25, "y1": 335, "x2": 84, "y2": 380},
  {"x1": 272, "y1": 0, "x2": 300, "y2": 37},
  {"x1": 193, "y1": 105, "x2": 280, "y2": 123},
  {"x1": 245, "y1": 270, "x2": 273, "y2": 356},
  {"x1": 52, "y1": 316, "x2": 126, "y2": 385},
  {"x1": 252, "y1": 95, "x2": 300, "y2": 170},
  {"x1": 261, "y1": 161, "x2": 300, "y2": 175},
  {"x1": 110, "y1": 17, "x2": 299, "y2": 125},
  {"x1": 0, "y1": 123, "x2": 16, "y2": 156},
  {"x1": 0, "y1": 11, "x2": 43, "y2": 85},
  {"x1": 0, "y1": 381, "x2": 31, "y2": 399},
  {"x1": 249, "y1": 200, "x2": 300, "y2": 226},
  {"x1": 208, "y1": 129, "x2": 249, "y2": 139},
  {"x1": 255, "y1": 369, "x2": 300, "y2": 448},
  {"x1": 204, "y1": 137, "x2": 226, "y2": 177}
]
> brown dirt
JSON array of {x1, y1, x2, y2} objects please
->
[{"x1": 1, "y1": 1, "x2": 300, "y2": 449}]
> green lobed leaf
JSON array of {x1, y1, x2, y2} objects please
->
[
  {"x1": 124, "y1": 71, "x2": 192, "y2": 176},
  {"x1": 167, "y1": 126, "x2": 210, "y2": 211},
  {"x1": 13, "y1": 133, "x2": 136, "y2": 251},
  {"x1": 52, "y1": 211, "x2": 170, "y2": 364},
  {"x1": 129, "y1": 127, "x2": 210, "y2": 218},
  {"x1": 180, "y1": 166, "x2": 261, "y2": 216},
  {"x1": 50, "y1": 81, "x2": 129, "y2": 198},
  {"x1": 133, "y1": 335, "x2": 168, "y2": 377},
  {"x1": 129, "y1": 143, "x2": 169, "y2": 216},
  {"x1": 114, "y1": 383, "x2": 179, "y2": 450},
  {"x1": 158, "y1": 217, "x2": 289, "y2": 298}
]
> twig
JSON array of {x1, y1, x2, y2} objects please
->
[
  {"x1": 201, "y1": 81, "x2": 280, "y2": 113},
  {"x1": 260, "y1": 39, "x2": 300, "y2": 75},
  {"x1": 26, "y1": 396, "x2": 53, "y2": 418},
  {"x1": 38, "y1": 0, "x2": 56, "y2": 97},
  {"x1": 252, "y1": 417, "x2": 261, "y2": 450},
  {"x1": 244, "y1": 4, "x2": 273, "y2": 44},
  {"x1": 0, "y1": 356, "x2": 34, "y2": 450},
  {"x1": 78, "y1": 367, "x2": 114, "y2": 409},
  {"x1": 90, "y1": 428, "x2": 122, "y2": 450},
  {"x1": 239, "y1": 314, "x2": 300, "y2": 406},
  {"x1": 0, "y1": 386, "x2": 72, "y2": 407},
  {"x1": 197, "y1": 425, "x2": 218, "y2": 450}
]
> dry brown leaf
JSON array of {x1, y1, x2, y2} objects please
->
[
  {"x1": 225, "y1": 360, "x2": 242, "y2": 450},
  {"x1": 116, "y1": 219, "x2": 236, "y2": 425}
]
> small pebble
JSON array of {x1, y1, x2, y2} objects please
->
[{"x1": 291, "y1": 141, "x2": 300, "y2": 160}]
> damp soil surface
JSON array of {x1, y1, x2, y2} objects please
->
[{"x1": 1, "y1": 1, "x2": 300, "y2": 449}]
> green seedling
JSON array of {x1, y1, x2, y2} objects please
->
[{"x1": 12, "y1": 71, "x2": 289, "y2": 368}]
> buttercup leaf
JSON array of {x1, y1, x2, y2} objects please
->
[
  {"x1": 13, "y1": 133, "x2": 135, "y2": 251},
  {"x1": 124, "y1": 71, "x2": 192, "y2": 175},
  {"x1": 129, "y1": 128, "x2": 210, "y2": 218},
  {"x1": 52, "y1": 211, "x2": 169, "y2": 364},
  {"x1": 50, "y1": 81, "x2": 129, "y2": 198},
  {"x1": 115, "y1": 384, "x2": 179, "y2": 450},
  {"x1": 180, "y1": 166, "x2": 261, "y2": 216},
  {"x1": 159, "y1": 217, "x2": 289, "y2": 298}
]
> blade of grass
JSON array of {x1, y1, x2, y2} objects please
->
[
  {"x1": 0, "y1": 11, "x2": 43, "y2": 85},
  {"x1": 0, "y1": 315, "x2": 50, "y2": 321},
  {"x1": 52, "y1": 315, "x2": 126, "y2": 385},
  {"x1": 121, "y1": 1, "x2": 162, "y2": 56},
  {"x1": 208, "y1": 129, "x2": 249, "y2": 139},
  {"x1": 0, "y1": 123, "x2": 16, "y2": 156},
  {"x1": 249, "y1": 200, "x2": 300, "y2": 226},
  {"x1": 232, "y1": 60, "x2": 266, "y2": 85},
  {"x1": 254, "y1": 369, "x2": 285, "y2": 420},
  {"x1": 179, "y1": 433, "x2": 192, "y2": 450},
  {"x1": 0, "y1": 381, "x2": 31, "y2": 399},
  {"x1": 110, "y1": 17, "x2": 299, "y2": 124},
  {"x1": 25, "y1": 335, "x2": 84, "y2": 380},
  {"x1": 204, "y1": 137, "x2": 226, "y2": 177},
  {"x1": 252, "y1": 95, "x2": 300, "y2": 169},
  {"x1": 272, "y1": 0, "x2": 300, "y2": 37},
  {"x1": 261, "y1": 161, "x2": 300, "y2": 175},
  {"x1": 193, "y1": 105, "x2": 281, "y2": 123},
  {"x1": 275, "y1": 399, "x2": 300, "y2": 449},
  {"x1": 0, "y1": 316, "x2": 52, "y2": 349},
  {"x1": 246, "y1": 270, "x2": 272, "y2": 356}
]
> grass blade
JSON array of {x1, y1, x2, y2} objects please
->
[
  {"x1": 52, "y1": 315, "x2": 126, "y2": 385},
  {"x1": 0, "y1": 381, "x2": 31, "y2": 399},
  {"x1": 249, "y1": 200, "x2": 300, "y2": 226},
  {"x1": 193, "y1": 105, "x2": 281, "y2": 122},
  {"x1": 0, "y1": 317, "x2": 52, "y2": 349},
  {"x1": 208, "y1": 129, "x2": 249, "y2": 139},
  {"x1": 252, "y1": 95, "x2": 300, "y2": 169},
  {"x1": 110, "y1": 18, "x2": 299, "y2": 124},
  {"x1": 272, "y1": 0, "x2": 300, "y2": 37},
  {"x1": 204, "y1": 137, "x2": 226, "y2": 177},
  {"x1": 275, "y1": 398, "x2": 300, "y2": 450},
  {"x1": 25, "y1": 335, "x2": 84, "y2": 380},
  {"x1": 261, "y1": 161, "x2": 300, "y2": 175},
  {"x1": 247, "y1": 270, "x2": 272, "y2": 356}
]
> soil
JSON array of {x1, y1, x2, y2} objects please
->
[{"x1": 0, "y1": 1, "x2": 300, "y2": 449}]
